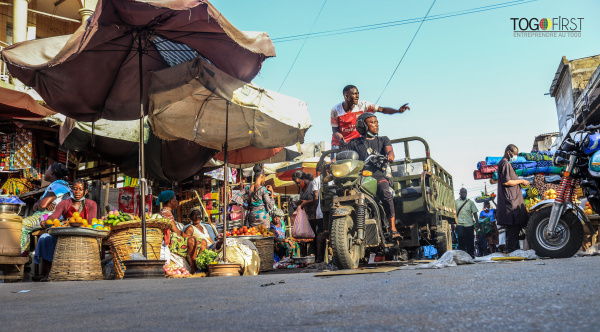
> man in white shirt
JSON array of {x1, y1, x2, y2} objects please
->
[{"x1": 330, "y1": 85, "x2": 410, "y2": 149}]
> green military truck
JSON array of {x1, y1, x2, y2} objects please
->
[{"x1": 318, "y1": 136, "x2": 457, "y2": 269}]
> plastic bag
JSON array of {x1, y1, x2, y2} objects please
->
[
  {"x1": 292, "y1": 207, "x2": 315, "y2": 239},
  {"x1": 508, "y1": 249, "x2": 539, "y2": 260},
  {"x1": 418, "y1": 250, "x2": 475, "y2": 269}
]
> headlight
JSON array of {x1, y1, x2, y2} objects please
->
[{"x1": 331, "y1": 161, "x2": 353, "y2": 178}]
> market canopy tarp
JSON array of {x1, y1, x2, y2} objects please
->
[
  {"x1": 0, "y1": 87, "x2": 56, "y2": 119},
  {"x1": 148, "y1": 56, "x2": 311, "y2": 151},
  {"x1": 276, "y1": 157, "x2": 325, "y2": 181},
  {"x1": 54, "y1": 116, "x2": 216, "y2": 181},
  {"x1": 264, "y1": 174, "x2": 299, "y2": 195},
  {"x1": 1, "y1": 0, "x2": 275, "y2": 122}
]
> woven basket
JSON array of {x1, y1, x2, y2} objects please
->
[
  {"x1": 49, "y1": 235, "x2": 103, "y2": 281},
  {"x1": 108, "y1": 227, "x2": 164, "y2": 279},
  {"x1": 109, "y1": 218, "x2": 172, "y2": 231},
  {"x1": 254, "y1": 237, "x2": 274, "y2": 272}
]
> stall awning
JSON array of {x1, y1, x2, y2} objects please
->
[{"x1": 0, "y1": 86, "x2": 56, "y2": 119}]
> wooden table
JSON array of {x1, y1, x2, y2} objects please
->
[{"x1": 0, "y1": 256, "x2": 29, "y2": 282}]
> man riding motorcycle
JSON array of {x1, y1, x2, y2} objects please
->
[{"x1": 346, "y1": 112, "x2": 400, "y2": 238}]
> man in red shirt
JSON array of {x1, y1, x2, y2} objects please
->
[{"x1": 331, "y1": 85, "x2": 410, "y2": 149}]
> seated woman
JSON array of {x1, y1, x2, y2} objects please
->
[
  {"x1": 36, "y1": 179, "x2": 97, "y2": 278},
  {"x1": 21, "y1": 163, "x2": 71, "y2": 255},
  {"x1": 184, "y1": 207, "x2": 215, "y2": 252},
  {"x1": 157, "y1": 190, "x2": 199, "y2": 271},
  {"x1": 270, "y1": 208, "x2": 295, "y2": 260}
]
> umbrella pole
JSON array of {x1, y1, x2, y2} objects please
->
[
  {"x1": 222, "y1": 102, "x2": 230, "y2": 262},
  {"x1": 138, "y1": 32, "x2": 147, "y2": 258}
]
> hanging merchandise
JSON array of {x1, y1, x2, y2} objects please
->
[
  {"x1": 0, "y1": 129, "x2": 33, "y2": 171},
  {"x1": 1, "y1": 177, "x2": 33, "y2": 195}
]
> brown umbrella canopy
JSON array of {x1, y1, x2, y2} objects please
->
[
  {"x1": 0, "y1": 87, "x2": 56, "y2": 119},
  {"x1": 1, "y1": 0, "x2": 275, "y2": 122}
]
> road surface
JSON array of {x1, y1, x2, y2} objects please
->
[{"x1": 1, "y1": 256, "x2": 599, "y2": 331}]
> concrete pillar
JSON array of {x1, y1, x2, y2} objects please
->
[{"x1": 12, "y1": 0, "x2": 30, "y2": 44}]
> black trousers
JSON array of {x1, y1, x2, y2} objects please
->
[
  {"x1": 456, "y1": 225, "x2": 475, "y2": 257},
  {"x1": 505, "y1": 224, "x2": 522, "y2": 252},
  {"x1": 374, "y1": 176, "x2": 395, "y2": 218}
]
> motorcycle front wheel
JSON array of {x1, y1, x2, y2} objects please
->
[
  {"x1": 331, "y1": 215, "x2": 364, "y2": 269},
  {"x1": 526, "y1": 206, "x2": 584, "y2": 258}
]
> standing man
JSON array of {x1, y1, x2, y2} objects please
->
[
  {"x1": 331, "y1": 85, "x2": 410, "y2": 150},
  {"x1": 495, "y1": 144, "x2": 529, "y2": 253},
  {"x1": 454, "y1": 188, "x2": 478, "y2": 257}
]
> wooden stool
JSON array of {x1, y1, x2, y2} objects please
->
[
  {"x1": 0, "y1": 256, "x2": 29, "y2": 282},
  {"x1": 49, "y1": 235, "x2": 103, "y2": 281}
]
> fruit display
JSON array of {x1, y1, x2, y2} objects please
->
[
  {"x1": 543, "y1": 189, "x2": 558, "y2": 200},
  {"x1": 45, "y1": 211, "x2": 111, "y2": 230},
  {"x1": 224, "y1": 225, "x2": 274, "y2": 237},
  {"x1": 475, "y1": 192, "x2": 496, "y2": 203},
  {"x1": 584, "y1": 202, "x2": 595, "y2": 215},
  {"x1": 525, "y1": 197, "x2": 541, "y2": 211},
  {"x1": 104, "y1": 210, "x2": 132, "y2": 226},
  {"x1": 163, "y1": 263, "x2": 190, "y2": 277}
]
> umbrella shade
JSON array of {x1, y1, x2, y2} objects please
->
[
  {"x1": 264, "y1": 174, "x2": 299, "y2": 195},
  {"x1": 0, "y1": 87, "x2": 56, "y2": 119},
  {"x1": 275, "y1": 157, "x2": 323, "y2": 181},
  {"x1": 213, "y1": 146, "x2": 301, "y2": 165},
  {"x1": 58, "y1": 117, "x2": 216, "y2": 181},
  {"x1": 148, "y1": 56, "x2": 311, "y2": 151},
  {"x1": 1, "y1": 0, "x2": 275, "y2": 122}
]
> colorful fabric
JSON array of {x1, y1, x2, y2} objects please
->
[
  {"x1": 492, "y1": 166, "x2": 565, "y2": 180},
  {"x1": 485, "y1": 156, "x2": 527, "y2": 165},
  {"x1": 169, "y1": 232, "x2": 189, "y2": 257},
  {"x1": 1, "y1": 178, "x2": 33, "y2": 195},
  {"x1": 330, "y1": 100, "x2": 378, "y2": 145},
  {"x1": 473, "y1": 170, "x2": 493, "y2": 180},
  {"x1": 519, "y1": 152, "x2": 553, "y2": 162}
]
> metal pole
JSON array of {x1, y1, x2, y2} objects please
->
[
  {"x1": 222, "y1": 102, "x2": 230, "y2": 262},
  {"x1": 138, "y1": 32, "x2": 147, "y2": 258}
]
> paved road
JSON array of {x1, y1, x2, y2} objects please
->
[{"x1": 1, "y1": 256, "x2": 600, "y2": 331}]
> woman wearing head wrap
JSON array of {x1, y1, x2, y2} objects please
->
[
  {"x1": 20, "y1": 163, "x2": 72, "y2": 254},
  {"x1": 157, "y1": 190, "x2": 199, "y2": 271},
  {"x1": 246, "y1": 165, "x2": 275, "y2": 228}
]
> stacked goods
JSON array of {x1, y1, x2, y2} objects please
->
[
  {"x1": 473, "y1": 151, "x2": 573, "y2": 212},
  {"x1": 475, "y1": 192, "x2": 496, "y2": 203}
]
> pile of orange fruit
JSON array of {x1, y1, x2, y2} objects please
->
[{"x1": 46, "y1": 212, "x2": 110, "y2": 230}]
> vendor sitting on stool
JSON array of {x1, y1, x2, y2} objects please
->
[
  {"x1": 158, "y1": 190, "x2": 199, "y2": 272},
  {"x1": 36, "y1": 179, "x2": 98, "y2": 279},
  {"x1": 184, "y1": 207, "x2": 216, "y2": 251},
  {"x1": 270, "y1": 208, "x2": 295, "y2": 259}
]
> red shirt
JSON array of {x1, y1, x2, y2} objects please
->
[{"x1": 330, "y1": 100, "x2": 378, "y2": 146}]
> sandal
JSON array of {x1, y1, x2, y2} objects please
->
[{"x1": 391, "y1": 231, "x2": 401, "y2": 239}]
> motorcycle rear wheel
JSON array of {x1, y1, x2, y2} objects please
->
[
  {"x1": 331, "y1": 215, "x2": 364, "y2": 269},
  {"x1": 526, "y1": 207, "x2": 583, "y2": 258}
]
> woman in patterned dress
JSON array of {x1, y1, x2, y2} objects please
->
[
  {"x1": 157, "y1": 190, "x2": 199, "y2": 270},
  {"x1": 246, "y1": 165, "x2": 275, "y2": 228}
]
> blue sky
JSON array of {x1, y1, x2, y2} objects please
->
[{"x1": 212, "y1": 0, "x2": 600, "y2": 204}]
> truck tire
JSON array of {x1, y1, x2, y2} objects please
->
[
  {"x1": 331, "y1": 215, "x2": 363, "y2": 269},
  {"x1": 436, "y1": 219, "x2": 452, "y2": 256},
  {"x1": 526, "y1": 206, "x2": 583, "y2": 258}
]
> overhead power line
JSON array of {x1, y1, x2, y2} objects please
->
[
  {"x1": 376, "y1": 0, "x2": 437, "y2": 104},
  {"x1": 278, "y1": 0, "x2": 328, "y2": 91},
  {"x1": 272, "y1": 0, "x2": 536, "y2": 43}
]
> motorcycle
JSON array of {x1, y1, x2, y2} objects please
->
[
  {"x1": 526, "y1": 124, "x2": 600, "y2": 258},
  {"x1": 321, "y1": 150, "x2": 397, "y2": 269}
]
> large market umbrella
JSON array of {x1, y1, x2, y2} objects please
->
[
  {"x1": 1, "y1": 0, "x2": 275, "y2": 257},
  {"x1": 0, "y1": 87, "x2": 56, "y2": 119},
  {"x1": 148, "y1": 56, "x2": 311, "y2": 260},
  {"x1": 57, "y1": 116, "x2": 216, "y2": 181},
  {"x1": 213, "y1": 146, "x2": 301, "y2": 165},
  {"x1": 276, "y1": 157, "x2": 325, "y2": 181}
]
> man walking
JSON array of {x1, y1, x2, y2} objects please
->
[{"x1": 455, "y1": 188, "x2": 478, "y2": 257}]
